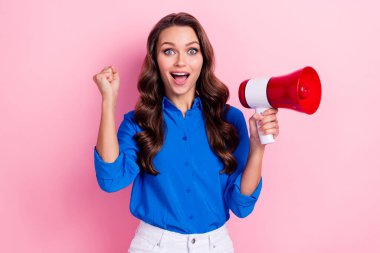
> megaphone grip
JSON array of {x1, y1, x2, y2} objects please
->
[{"x1": 256, "y1": 107, "x2": 275, "y2": 144}]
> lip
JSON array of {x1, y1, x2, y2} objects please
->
[
  {"x1": 170, "y1": 72, "x2": 190, "y2": 86},
  {"x1": 170, "y1": 71, "x2": 190, "y2": 75}
]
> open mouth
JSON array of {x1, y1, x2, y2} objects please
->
[
  {"x1": 170, "y1": 72, "x2": 190, "y2": 85},
  {"x1": 170, "y1": 73, "x2": 190, "y2": 79}
]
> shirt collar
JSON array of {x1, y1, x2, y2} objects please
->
[{"x1": 162, "y1": 95, "x2": 203, "y2": 112}]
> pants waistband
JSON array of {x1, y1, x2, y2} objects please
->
[{"x1": 136, "y1": 220, "x2": 229, "y2": 241}]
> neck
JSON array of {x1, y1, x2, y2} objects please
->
[{"x1": 165, "y1": 93, "x2": 196, "y2": 114}]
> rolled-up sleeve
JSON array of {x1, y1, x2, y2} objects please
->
[
  {"x1": 227, "y1": 173, "x2": 263, "y2": 218},
  {"x1": 223, "y1": 108, "x2": 263, "y2": 218},
  {"x1": 94, "y1": 111, "x2": 140, "y2": 193}
]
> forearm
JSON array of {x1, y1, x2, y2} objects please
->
[
  {"x1": 95, "y1": 99, "x2": 119, "y2": 162},
  {"x1": 240, "y1": 143, "x2": 265, "y2": 196}
]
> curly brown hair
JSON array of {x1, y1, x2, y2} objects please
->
[{"x1": 133, "y1": 12, "x2": 239, "y2": 176}]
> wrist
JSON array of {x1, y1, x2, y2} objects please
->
[
  {"x1": 102, "y1": 98, "x2": 117, "y2": 112},
  {"x1": 249, "y1": 142, "x2": 265, "y2": 155},
  {"x1": 102, "y1": 96, "x2": 116, "y2": 105}
]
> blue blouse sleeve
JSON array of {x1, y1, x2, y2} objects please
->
[
  {"x1": 223, "y1": 107, "x2": 263, "y2": 218},
  {"x1": 93, "y1": 111, "x2": 141, "y2": 193}
]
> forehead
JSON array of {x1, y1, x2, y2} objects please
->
[{"x1": 157, "y1": 26, "x2": 199, "y2": 47}]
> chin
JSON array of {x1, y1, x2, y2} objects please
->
[
  {"x1": 166, "y1": 81, "x2": 195, "y2": 96},
  {"x1": 168, "y1": 88, "x2": 191, "y2": 97}
]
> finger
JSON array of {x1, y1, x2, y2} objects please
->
[
  {"x1": 97, "y1": 74, "x2": 109, "y2": 83},
  {"x1": 94, "y1": 72, "x2": 112, "y2": 82},
  {"x1": 113, "y1": 72, "x2": 120, "y2": 80},
  {"x1": 249, "y1": 116, "x2": 258, "y2": 129},
  {"x1": 262, "y1": 108, "x2": 279, "y2": 116},
  {"x1": 273, "y1": 129, "x2": 280, "y2": 139},
  {"x1": 110, "y1": 66, "x2": 118, "y2": 73},
  {"x1": 95, "y1": 70, "x2": 113, "y2": 82},
  {"x1": 258, "y1": 115, "x2": 277, "y2": 125},
  {"x1": 101, "y1": 65, "x2": 111, "y2": 71},
  {"x1": 101, "y1": 66, "x2": 113, "y2": 74},
  {"x1": 250, "y1": 114, "x2": 262, "y2": 124},
  {"x1": 259, "y1": 127, "x2": 278, "y2": 136},
  {"x1": 103, "y1": 68, "x2": 113, "y2": 73},
  {"x1": 257, "y1": 113, "x2": 265, "y2": 120},
  {"x1": 260, "y1": 121, "x2": 279, "y2": 131}
]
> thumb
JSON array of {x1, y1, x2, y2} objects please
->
[
  {"x1": 249, "y1": 113, "x2": 262, "y2": 130},
  {"x1": 253, "y1": 112, "x2": 263, "y2": 123}
]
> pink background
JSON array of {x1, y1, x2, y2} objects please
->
[{"x1": 1, "y1": 0, "x2": 379, "y2": 252}]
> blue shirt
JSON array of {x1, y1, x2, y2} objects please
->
[{"x1": 93, "y1": 95, "x2": 263, "y2": 234}]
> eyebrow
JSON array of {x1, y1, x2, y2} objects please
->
[{"x1": 160, "y1": 41, "x2": 199, "y2": 47}]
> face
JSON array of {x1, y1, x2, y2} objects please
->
[{"x1": 156, "y1": 26, "x2": 203, "y2": 100}]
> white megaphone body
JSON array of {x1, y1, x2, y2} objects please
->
[{"x1": 238, "y1": 66, "x2": 322, "y2": 145}]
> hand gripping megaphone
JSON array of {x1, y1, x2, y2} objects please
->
[{"x1": 238, "y1": 66, "x2": 322, "y2": 145}]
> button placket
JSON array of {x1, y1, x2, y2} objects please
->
[{"x1": 181, "y1": 118, "x2": 194, "y2": 222}]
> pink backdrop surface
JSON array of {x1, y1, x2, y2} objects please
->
[{"x1": 1, "y1": 0, "x2": 379, "y2": 252}]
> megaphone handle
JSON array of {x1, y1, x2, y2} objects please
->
[{"x1": 255, "y1": 107, "x2": 275, "y2": 144}]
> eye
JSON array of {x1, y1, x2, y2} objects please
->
[
  {"x1": 188, "y1": 48, "x2": 198, "y2": 55},
  {"x1": 163, "y1": 48, "x2": 175, "y2": 55}
]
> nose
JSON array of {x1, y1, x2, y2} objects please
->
[{"x1": 174, "y1": 52, "x2": 186, "y2": 67}]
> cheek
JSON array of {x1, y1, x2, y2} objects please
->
[
  {"x1": 157, "y1": 56, "x2": 170, "y2": 72},
  {"x1": 190, "y1": 57, "x2": 203, "y2": 73}
]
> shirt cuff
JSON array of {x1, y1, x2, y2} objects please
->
[
  {"x1": 232, "y1": 173, "x2": 263, "y2": 206},
  {"x1": 94, "y1": 146, "x2": 125, "y2": 179}
]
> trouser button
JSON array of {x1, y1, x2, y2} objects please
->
[{"x1": 191, "y1": 238, "x2": 196, "y2": 244}]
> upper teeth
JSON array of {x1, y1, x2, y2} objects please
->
[{"x1": 172, "y1": 73, "x2": 188, "y2": 75}]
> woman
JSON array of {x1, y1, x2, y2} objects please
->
[{"x1": 93, "y1": 12, "x2": 279, "y2": 253}]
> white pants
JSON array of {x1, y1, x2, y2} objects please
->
[{"x1": 128, "y1": 220, "x2": 235, "y2": 253}]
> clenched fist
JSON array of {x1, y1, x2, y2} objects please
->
[
  {"x1": 93, "y1": 65, "x2": 120, "y2": 101},
  {"x1": 249, "y1": 108, "x2": 280, "y2": 148}
]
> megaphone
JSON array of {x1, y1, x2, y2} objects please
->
[{"x1": 238, "y1": 66, "x2": 322, "y2": 144}]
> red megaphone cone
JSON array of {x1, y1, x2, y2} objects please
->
[
  {"x1": 266, "y1": 66, "x2": 321, "y2": 114},
  {"x1": 238, "y1": 66, "x2": 322, "y2": 144}
]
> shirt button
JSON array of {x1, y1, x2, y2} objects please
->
[
  {"x1": 185, "y1": 161, "x2": 190, "y2": 166},
  {"x1": 186, "y1": 189, "x2": 191, "y2": 193},
  {"x1": 191, "y1": 238, "x2": 196, "y2": 244},
  {"x1": 189, "y1": 215, "x2": 193, "y2": 220},
  {"x1": 182, "y1": 136, "x2": 187, "y2": 141}
]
